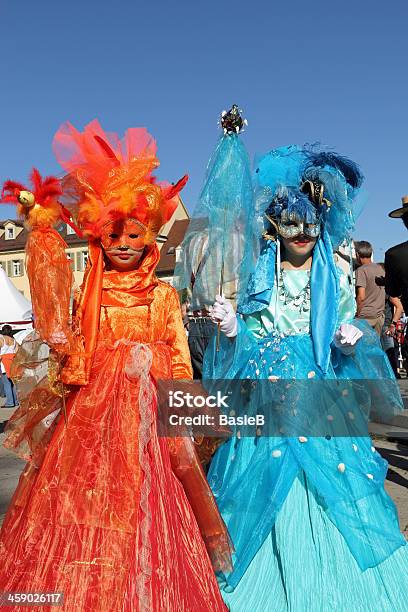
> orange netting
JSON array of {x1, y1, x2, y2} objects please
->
[{"x1": 1, "y1": 340, "x2": 230, "y2": 611}]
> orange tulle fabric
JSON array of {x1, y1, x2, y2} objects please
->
[
  {"x1": 4, "y1": 333, "x2": 64, "y2": 468},
  {"x1": 0, "y1": 244, "x2": 231, "y2": 611}
]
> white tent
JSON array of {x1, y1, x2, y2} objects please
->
[{"x1": 0, "y1": 267, "x2": 32, "y2": 325}]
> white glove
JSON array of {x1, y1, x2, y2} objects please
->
[
  {"x1": 333, "y1": 323, "x2": 363, "y2": 355},
  {"x1": 209, "y1": 295, "x2": 238, "y2": 338}
]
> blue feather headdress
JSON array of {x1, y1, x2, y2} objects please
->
[
  {"x1": 267, "y1": 187, "x2": 320, "y2": 225},
  {"x1": 255, "y1": 145, "x2": 364, "y2": 249}
]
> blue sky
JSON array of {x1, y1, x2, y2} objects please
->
[{"x1": 1, "y1": 0, "x2": 407, "y2": 258}]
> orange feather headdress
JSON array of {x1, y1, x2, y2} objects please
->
[{"x1": 53, "y1": 120, "x2": 188, "y2": 243}]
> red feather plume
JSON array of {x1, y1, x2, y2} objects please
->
[
  {"x1": 29, "y1": 168, "x2": 62, "y2": 204},
  {"x1": 1, "y1": 180, "x2": 27, "y2": 204},
  {"x1": 164, "y1": 175, "x2": 189, "y2": 201},
  {"x1": 1, "y1": 170, "x2": 62, "y2": 206}
]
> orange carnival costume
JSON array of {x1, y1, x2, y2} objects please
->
[{"x1": 0, "y1": 121, "x2": 231, "y2": 611}]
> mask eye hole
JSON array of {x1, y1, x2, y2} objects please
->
[
  {"x1": 129, "y1": 234, "x2": 140, "y2": 239},
  {"x1": 109, "y1": 233, "x2": 119, "y2": 239}
]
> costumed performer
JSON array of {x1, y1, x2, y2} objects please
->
[
  {"x1": 0, "y1": 121, "x2": 231, "y2": 612},
  {"x1": 206, "y1": 145, "x2": 408, "y2": 611}
]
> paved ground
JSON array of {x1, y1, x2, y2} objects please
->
[
  {"x1": 1, "y1": 392, "x2": 408, "y2": 534},
  {"x1": 0, "y1": 428, "x2": 23, "y2": 523}
]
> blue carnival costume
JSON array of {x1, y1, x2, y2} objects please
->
[{"x1": 204, "y1": 145, "x2": 408, "y2": 611}]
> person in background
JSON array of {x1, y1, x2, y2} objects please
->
[
  {"x1": 355, "y1": 240, "x2": 385, "y2": 335},
  {"x1": 334, "y1": 240, "x2": 357, "y2": 286},
  {"x1": 0, "y1": 324, "x2": 18, "y2": 407},
  {"x1": 377, "y1": 265, "x2": 404, "y2": 377},
  {"x1": 385, "y1": 196, "x2": 408, "y2": 315},
  {"x1": 396, "y1": 313, "x2": 408, "y2": 371},
  {"x1": 182, "y1": 228, "x2": 238, "y2": 378},
  {"x1": 180, "y1": 299, "x2": 190, "y2": 335},
  {"x1": 383, "y1": 295, "x2": 404, "y2": 378}
]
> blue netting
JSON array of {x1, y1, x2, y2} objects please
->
[{"x1": 173, "y1": 133, "x2": 256, "y2": 309}]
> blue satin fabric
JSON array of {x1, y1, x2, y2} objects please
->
[
  {"x1": 309, "y1": 228, "x2": 339, "y2": 373},
  {"x1": 240, "y1": 239, "x2": 276, "y2": 313},
  {"x1": 204, "y1": 320, "x2": 405, "y2": 590}
]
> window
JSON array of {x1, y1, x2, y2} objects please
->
[
  {"x1": 66, "y1": 252, "x2": 75, "y2": 271},
  {"x1": 6, "y1": 226, "x2": 14, "y2": 240},
  {"x1": 66, "y1": 224, "x2": 76, "y2": 235},
  {"x1": 75, "y1": 250, "x2": 89, "y2": 272},
  {"x1": 12, "y1": 260, "x2": 23, "y2": 277}
]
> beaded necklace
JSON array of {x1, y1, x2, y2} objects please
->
[{"x1": 278, "y1": 269, "x2": 311, "y2": 313}]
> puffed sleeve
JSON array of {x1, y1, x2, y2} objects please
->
[
  {"x1": 164, "y1": 286, "x2": 193, "y2": 380},
  {"x1": 243, "y1": 311, "x2": 269, "y2": 339}
]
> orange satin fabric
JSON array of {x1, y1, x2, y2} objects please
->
[
  {"x1": 0, "y1": 242, "x2": 230, "y2": 611},
  {"x1": 98, "y1": 251, "x2": 192, "y2": 381},
  {"x1": 101, "y1": 243, "x2": 159, "y2": 307},
  {"x1": 62, "y1": 240, "x2": 103, "y2": 386}
]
